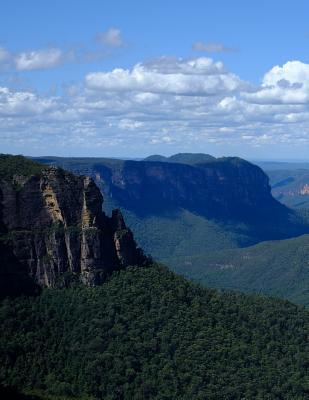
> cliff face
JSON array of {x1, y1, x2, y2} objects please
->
[
  {"x1": 0, "y1": 164, "x2": 146, "y2": 293},
  {"x1": 33, "y1": 155, "x2": 309, "y2": 243},
  {"x1": 92, "y1": 157, "x2": 286, "y2": 221},
  {"x1": 32, "y1": 156, "x2": 284, "y2": 221}
]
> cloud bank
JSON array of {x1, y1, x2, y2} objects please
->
[
  {"x1": 1, "y1": 57, "x2": 309, "y2": 155},
  {"x1": 86, "y1": 57, "x2": 245, "y2": 95}
]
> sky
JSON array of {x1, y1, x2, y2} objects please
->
[{"x1": 1, "y1": 0, "x2": 309, "y2": 159}]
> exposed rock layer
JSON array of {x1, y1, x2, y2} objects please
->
[
  {"x1": 0, "y1": 166, "x2": 146, "y2": 294},
  {"x1": 70, "y1": 157, "x2": 287, "y2": 221},
  {"x1": 34, "y1": 155, "x2": 309, "y2": 242}
]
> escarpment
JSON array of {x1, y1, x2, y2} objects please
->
[
  {"x1": 0, "y1": 157, "x2": 147, "y2": 295},
  {"x1": 34, "y1": 154, "x2": 309, "y2": 242},
  {"x1": 77, "y1": 157, "x2": 288, "y2": 221}
]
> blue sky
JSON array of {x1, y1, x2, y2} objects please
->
[{"x1": 1, "y1": 0, "x2": 309, "y2": 159}]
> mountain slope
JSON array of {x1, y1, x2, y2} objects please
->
[
  {"x1": 1, "y1": 264, "x2": 308, "y2": 400},
  {"x1": 167, "y1": 234, "x2": 309, "y2": 306}
]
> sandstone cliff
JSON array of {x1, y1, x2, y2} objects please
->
[
  {"x1": 34, "y1": 155, "x2": 309, "y2": 241},
  {"x1": 85, "y1": 157, "x2": 286, "y2": 221},
  {"x1": 0, "y1": 156, "x2": 146, "y2": 296}
]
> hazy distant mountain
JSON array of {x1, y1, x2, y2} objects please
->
[
  {"x1": 256, "y1": 160, "x2": 309, "y2": 171},
  {"x1": 144, "y1": 152, "x2": 216, "y2": 164},
  {"x1": 264, "y1": 169, "x2": 309, "y2": 209}
]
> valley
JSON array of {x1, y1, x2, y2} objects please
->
[
  {"x1": 33, "y1": 154, "x2": 309, "y2": 305},
  {"x1": 0, "y1": 154, "x2": 308, "y2": 399}
]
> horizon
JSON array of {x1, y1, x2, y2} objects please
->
[
  {"x1": 4, "y1": 151, "x2": 309, "y2": 164},
  {"x1": 1, "y1": 1, "x2": 309, "y2": 159}
]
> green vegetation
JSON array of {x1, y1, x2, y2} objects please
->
[
  {"x1": 123, "y1": 208, "x2": 250, "y2": 259},
  {"x1": 0, "y1": 154, "x2": 44, "y2": 180},
  {"x1": 1, "y1": 264, "x2": 308, "y2": 399},
  {"x1": 166, "y1": 234, "x2": 309, "y2": 306},
  {"x1": 0, "y1": 384, "x2": 93, "y2": 400}
]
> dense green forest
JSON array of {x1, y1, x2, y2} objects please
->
[
  {"x1": 1, "y1": 264, "x2": 308, "y2": 400},
  {"x1": 166, "y1": 234, "x2": 309, "y2": 306},
  {"x1": 0, "y1": 154, "x2": 44, "y2": 180},
  {"x1": 123, "y1": 208, "x2": 246, "y2": 257}
]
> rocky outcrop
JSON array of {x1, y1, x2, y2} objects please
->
[{"x1": 0, "y1": 164, "x2": 146, "y2": 294}]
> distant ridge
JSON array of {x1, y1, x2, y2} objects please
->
[{"x1": 144, "y1": 152, "x2": 216, "y2": 164}]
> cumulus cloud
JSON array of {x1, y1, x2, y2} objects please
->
[
  {"x1": 86, "y1": 57, "x2": 245, "y2": 96},
  {"x1": 263, "y1": 61, "x2": 309, "y2": 86},
  {"x1": 192, "y1": 41, "x2": 234, "y2": 53},
  {"x1": 96, "y1": 27, "x2": 124, "y2": 47},
  {"x1": 244, "y1": 61, "x2": 309, "y2": 104},
  {"x1": 0, "y1": 86, "x2": 57, "y2": 115},
  {"x1": 15, "y1": 48, "x2": 65, "y2": 71}
]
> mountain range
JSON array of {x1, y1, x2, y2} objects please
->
[{"x1": 32, "y1": 153, "x2": 309, "y2": 305}]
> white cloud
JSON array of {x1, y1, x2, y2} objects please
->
[
  {"x1": 86, "y1": 57, "x2": 245, "y2": 95},
  {"x1": 0, "y1": 86, "x2": 57, "y2": 116},
  {"x1": 244, "y1": 61, "x2": 309, "y2": 104},
  {"x1": 193, "y1": 41, "x2": 234, "y2": 53},
  {"x1": 96, "y1": 27, "x2": 124, "y2": 47},
  {"x1": 133, "y1": 92, "x2": 160, "y2": 104},
  {"x1": 118, "y1": 119, "x2": 144, "y2": 130},
  {"x1": 15, "y1": 48, "x2": 64, "y2": 71},
  {"x1": 263, "y1": 61, "x2": 309, "y2": 86}
]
